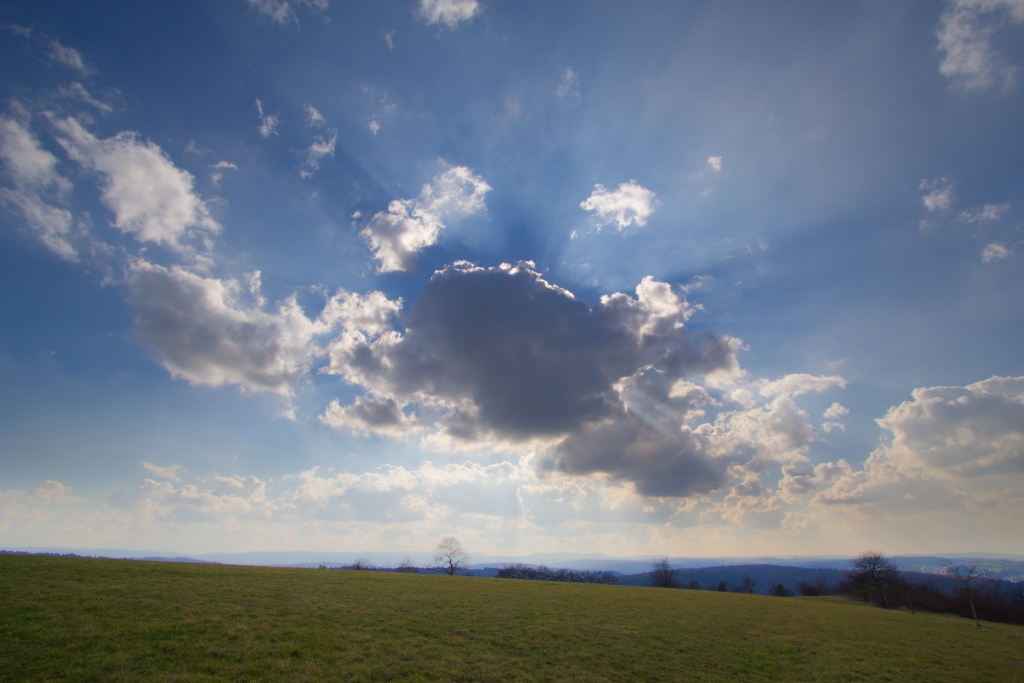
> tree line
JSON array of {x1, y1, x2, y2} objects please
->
[
  {"x1": 646, "y1": 552, "x2": 1024, "y2": 627},
  {"x1": 496, "y1": 564, "x2": 620, "y2": 584}
]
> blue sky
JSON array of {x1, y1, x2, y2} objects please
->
[{"x1": 1, "y1": 0, "x2": 1023, "y2": 559}]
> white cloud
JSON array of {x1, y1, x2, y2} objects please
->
[
  {"x1": 368, "y1": 119, "x2": 381, "y2": 135},
  {"x1": 0, "y1": 113, "x2": 77, "y2": 260},
  {"x1": 418, "y1": 0, "x2": 480, "y2": 27},
  {"x1": 757, "y1": 374, "x2": 847, "y2": 399},
  {"x1": 210, "y1": 160, "x2": 237, "y2": 187},
  {"x1": 384, "y1": 30, "x2": 395, "y2": 50},
  {"x1": 823, "y1": 402, "x2": 849, "y2": 419},
  {"x1": 959, "y1": 202, "x2": 1009, "y2": 222},
  {"x1": 46, "y1": 38, "x2": 90, "y2": 73},
  {"x1": 360, "y1": 166, "x2": 491, "y2": 272},
  {"x1": 53, "y1": 117, "x2": 219, "y2": 253},
  {"x1": 127, "y1": 260, "x2": 336, "y2": 396},
  {"x1": 55, "y1": 82, "x2": 115, "y2": 114},
  {"x1": 579, "y1": 180, "x2": 656, "y2": 231},
  {"x1": 982, "y1": 242, "x2": 1011, "y2": 261},
  {"x1": 920, "y1": 177, "x2": 953, "y2": 212},
  {"x1": 707, "y1": 156, "x2": 723, "y2": 172},
  {"x1": 816, "y1": 376, "x2": 1024, "y2": 508},
  {"x1": 109, "y1": 475, "x2": 291, "y2": 520},
  {"x1": 254, "y1": 98, "x2": 280, "y2": 138},
  {"x1": 556, "y1": 68, "x2": 581, "y2": 105},
  {"x1": 247, "y1": 0, "x2": 329, "y2": 25},
  {"x1": 299, "y1": 129, "x2": 337, "y2": 178},
  {"x1": 937, "y1": 0, "x2": 1024, "y2": 90},
  {"x1": 305, "y1": 104, "x2": 325, "y2": 126},
  {"x1": 141, "y1": 462, "x2": 182, "y2": 482}
]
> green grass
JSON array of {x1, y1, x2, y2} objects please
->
[{"x1": 1, "y1": 555, "x2": 1022, "y2": 681}]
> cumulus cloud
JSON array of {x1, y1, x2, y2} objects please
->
[
  {"x1": 254, "y1": 98, "x2": 280, "y2": 138},
  {"x1": 318, "y1": 261, "x2": 794, "y2": 496},
  {"x1": 707, "y1": 156, "x2": 723, "y2": 172},
  {"x1": 920, "y1": 177, "x2": 953, "y2": 212},
  {"x1": 557, "y1": 68, "x2": 581, "y2": 105},
  {"x1": 0, "y1": 113, "x2": 76, "y2": 260},
  {"x1": 108, "y1": 475, "x2": 290, "y2": 520},
  {"x1": 418, "y1": 0, "x2": 479, "y2": 27},
  {"x1": 937, "y1": 0, "x2": 1024, "y2": 90},
  {"x1": 128, "y1": 261, "x2": 336, "y2": 396},
  {"x1": 982, "y1": 242, "x2": 1011, "y2": 261},
  {"x1": 823, "y1": 402, "x2": 850, "y2": 419},
  {"x1": 320, "y1": 397, "x2": 420, "y2": 437},
  {"x1": 299, "y1": 129, "x2": 337, "y2": 178},
  {"x1": 46, "y1": 38, "x2": 91, "y2": 73},
  {"x1": 360, "y1": 166, "x2": 490, "y2": 272},
  {"x1": 580, "y1": 180, "x2": 656, "y2": 231},
  {"x1": 53, "y1": 117, "x2": 219, "y2": 253},
  {"x1": 959, "y1": 202, "x2": 1009, "y2": 222},
  {"x1": 248, "y1": 0, "x2": 329, "y2": 25},
  {"x1": 816, "y1": 376, "x2": 1024, "y2": 508}
]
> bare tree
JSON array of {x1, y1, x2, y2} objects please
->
[
  {"x1": 845, "y1": 552, "x2": 902, "y2": 609},
  {"x1": 395, "y1": 556, "x2": 418, "y2": 573},
  {"x1": 739, "y1": 574, "x2": 757, "y2": 594},
  {"x1": 432, "y1": 536, "x2": 469, "y2": 575},
  {"x1": 943, "y1": 564, "x2": 986, "y2": 627},
  {"x1": 649, "y1": 557, "x2": 678, "y2": 588}
]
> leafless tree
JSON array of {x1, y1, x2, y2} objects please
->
[
  {"x1": 432, "y1": 536, "x2": 469, "y2": 575},
  {"x1": 943, "y1": 564, "x2": 987, "y2": 627},
  {"x1": 395, "y1": 556, "x2": 418, "y2": 573},
  {"x1": 845, "y1": 552, "x2": 902, "y2": 609},
  {"x1": 649, "y1": 557, "x2": 678, "y2": 588},
  {"x1": 350, "y1": 558, "x2": 374, "y2": 570},
  {"x1": 739, "y1": 574, "x2": 757, "y2": 594}
]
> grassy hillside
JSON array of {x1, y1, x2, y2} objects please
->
[{"x1": 1, "y1": 555, "x2": 1021, "y2": 682}]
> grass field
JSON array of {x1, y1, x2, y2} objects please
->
[{"x1": 1, "y1": 555, "x2": 1022, "y2": 682}]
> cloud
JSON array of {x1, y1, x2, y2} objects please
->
[
  {"x1": 53, "y1": 116, "x2": 219, "y2": 253},
  {"x1": 959, "y1": 202, "x2": 1009, "y2": 222},
  {"x1": 305, "y1": 104, "x2": 325, "y2": 126},
  {"x1": 580, "y1": 180, "x2": 656, "y2": 231},
  {"x1": 210, "y1": 160, "x2": 237, "y2": 187},
  {"x1": 823, "y1": 402, "x2": 849, "y2": 419},
  {"x1": 816, "y1": 376, "x2": 1024, "y2": 507},
  {"x1": 556, "y1": 68, "x2": 581, "y2": 105},
  {"x1": 319, "y1": 396, "x2": 420, "y2": 437},
  {"x1": 0, "y1": 113, "x2": 76, "y2": 260},
  {"x1": 360, "y1": 166, "x2": 490, "y2": 272},
  {"x1": 141, "y1": 462, "x2": 182, "y2": 482},
  {"x1": 299, "y1": 129, "x2": 337, "y2": 178},
  {"x1": 128, "y1": 261, "x2": 335, "y2": 396},
  {"x1": 707, "y1": 156, "x2": 723, "y2": 172},
  {"x1": 319, "y1": 261, "x2": 784, "y2": 497},
  {"x1": 920, "y1": 177, "x2": 953, "y2": 212},
  {"x1": 418, "y1": 0, "x2": 479, "y2": 27},
  {"x1": 247, "y1": 0, "x2": 329, "y2": 25},
  {"x1": 55, "y1": 82, "x2": 115, "y2": 114},
  {"x1": 46, "y1": 38, "x2": 91, "y2": 73},
  {"x1": 254, "y1": 98, "x2": 280, "y2": 138},
  {"x1": 937, "y1": 0, "x2": 1024, "y2": 90},
  {"x1": 109, "y1": 475, "x2": 290, "y2": 520},
  {"x1": 982, "y1": 242, "x2": 1011, "y2": 261}
]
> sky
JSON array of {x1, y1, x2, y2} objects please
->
[{"x1": 1, "y1": 0, "x2": 1023, "y2": 559}]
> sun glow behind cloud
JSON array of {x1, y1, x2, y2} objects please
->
[{"x1": 0, "y1": 1, "x2": 1022, "y2": 558}]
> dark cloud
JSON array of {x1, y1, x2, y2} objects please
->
[{"x1": 327, "y1": 261, "x2": 740, "y2": 495}]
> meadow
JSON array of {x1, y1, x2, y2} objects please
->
[{"x1": 1, "y1": 554, "x2": 1022, "y2": 682}]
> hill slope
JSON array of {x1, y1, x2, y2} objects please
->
[{"x1": 1, "y1": 555, "x2": 1021, "y2": 682}]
